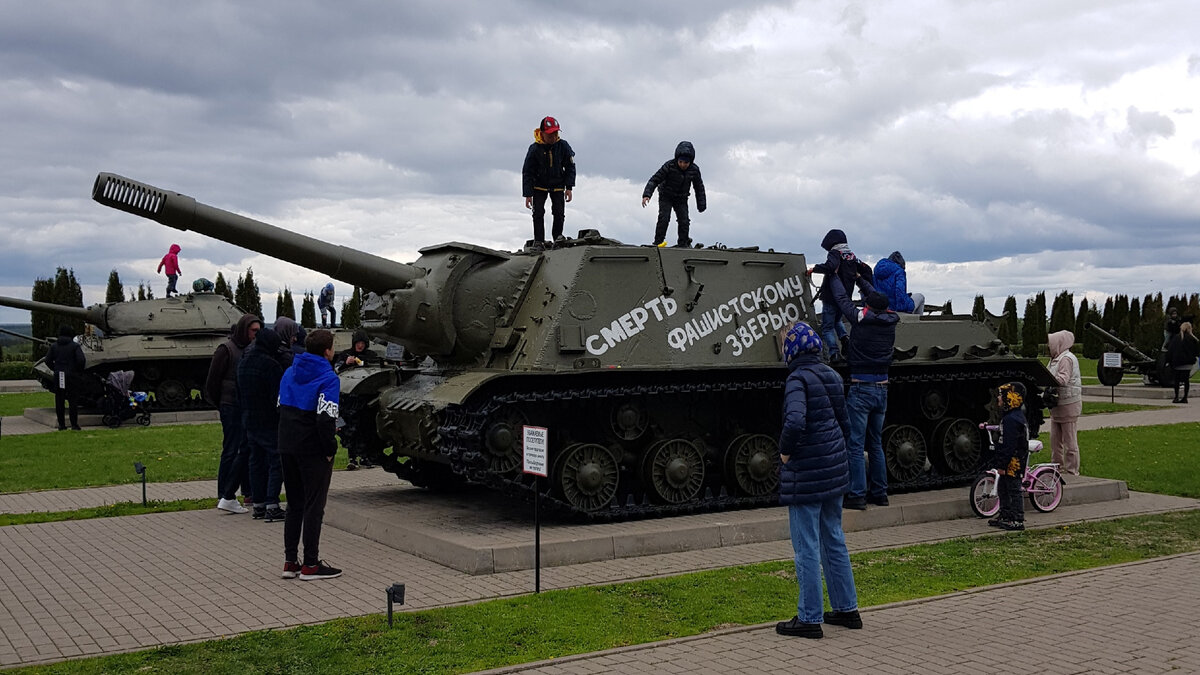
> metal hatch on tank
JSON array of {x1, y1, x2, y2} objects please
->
[{"x1": 91, "y1": 171, "x2": 1055, "y2": 519}]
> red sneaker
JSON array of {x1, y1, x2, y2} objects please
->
[{"x1": 281, "y1": 561, "x2": 302, "y2": 579}]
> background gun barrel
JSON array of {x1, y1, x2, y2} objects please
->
[
  {"x1": 0, "y1": 295, "x2": 106, "y2": 331},
  {"x1": 93, "y1": 173, "x2": 424, "y2": 293}
]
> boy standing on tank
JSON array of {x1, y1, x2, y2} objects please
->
[
  {"x1": 642, "y1": 141, "x2": 706, "y2": 248},
  {"x1": 809, "y1": 229, "x2": 872, "y2": 361},
  {"x1": 522, "y1": 116, "x2": 576, "y2": 247},
  {"x1": 317, "y1": 283, "x2": 336, "y2": 328},
  {"x1": 991, "y1": 382, "x2": 1029, "y2": 531},
  {"x1": 157, "y1": 244, "x2": 182, "y2": 297}
]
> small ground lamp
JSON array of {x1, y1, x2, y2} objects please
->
[
  {"x1": 386, "y1": 583, "x2": 406, "y2": 627},
  {"x1": 133, "y1": 461, "x2": 147, "y2": 506}
]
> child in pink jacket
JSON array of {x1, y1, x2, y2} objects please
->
[{"x1": 157, "y1": 244, "x2": 182, "y2": 297}]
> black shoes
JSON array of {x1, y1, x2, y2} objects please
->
[
  {"x1": 775, "y1": 616, "x2": 822, "y2": 638},
  {"x1": 987, "y1": 517, "x2": 1004, "y2": 527},
  {"x1": 867, "y1": 495, "x2": 889, "y2": 507},
  {"x1": 843, "y1": 496, "x2": 868, "y2": 511},
  {"x1": 252, "y1": 505, "x2": 266, "y2": 520},
  {"x1": 299, "y1": 560, "x2": 342, "y2": 581},
  {"x1": 264, "y1": 506, "x2": 286, "y2": 522},
  {"x1": 823, "y1": 610, "x2": 863, "y2": 629},
  {"x1": 999, "y1": 520, "x2": 1025, "y2": 531}
]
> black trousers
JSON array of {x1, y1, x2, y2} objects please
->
[
  {"x1": 997, "y1": 455, "x2": 1026, "y2": 522},
  {"x1": 531, "y1": 190, "x2": 565, "y2": 242},
  {"x1": 281, "y1": 453, "x2": 335, "y2": 566},
  {"x1": 1174, "y1": 368, "x2": 1191, "y2": 401},
  {"x1": 653, "y1": 197, "x2": 691, "y2": 246},
  {"x1": 54, "y1": 384, "x2": 79, "y2": 429}
]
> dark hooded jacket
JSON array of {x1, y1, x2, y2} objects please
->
[
  {"x1": 872, "y1": 251, "x2": 915, "y2": 313},
  {"x1": 829, "y1": 281, "x2": 899, "y2": 379},
  {"x1": 204, "y1": 314, "x2": 261, "y2": 406},
  {"x1": 812, "y1": 229, "x2": 872, "y2": 303},
  {"x1": 522, "y1": 128, "x2": 576, "y2": 197},
  {"x1": 317, "y1": 283, "x2": 335, "y2": 310},
  {"x1": 236, "y1": 327, "x2": 284, "y2": 433},
  {"x1": 277, "y1": 351, "x2": 340, "y2": 457},
  {"x1": 641, "y1": 141, "x2": 707, "y2": 211},
  {"x1": 273, "y1": 316, "x2": 299, "y2": 367},
  {"x1": 778, "y1": 353, "x2": 851, "y2": 505},
  {"x1": 45, "y1": 325, "x2": 86, "y2": 390},
  {"x1": 335, "y1": 330, "x2": 378, "y2": 371}
]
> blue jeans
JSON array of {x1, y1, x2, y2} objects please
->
[
  {"x1": 820, "y1": 301, "x2": 849, "y2": 358},
  {"x1": 245, "y1": 425, "x2": 283, "y2": 506},
  {"x1": 788, "y1": 497, "x2": 859, "y2": 623},
  {"x1": 846, "y1": 383, "x2": 888, "y2": 500},
  {"x1": 217, "y1": 404, "x2": 248, "y2": 500}
]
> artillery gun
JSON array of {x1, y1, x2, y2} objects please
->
[
  {"x1": 1084, "y1": 322, "x2": 1175, "y2": 386},
  {"x1": 93, "y1": 172, "x2": 1054, "y2": 519},
  {"x1": 0, "y1": 292, "x2": 246, "y2": 409}
]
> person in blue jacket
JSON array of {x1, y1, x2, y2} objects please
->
[
  {"x1": 775, "y1": 320, "x2": 862, "y2": 638},
  {"x1": 317, "y1": 283, "x2": 337, "y2": 328},
  {"x1": 277, "y1": 329, "x2": 342, "y2": 581},
  {"x1": 872, "y1": 251, "x2": 925, "y2": 315}
]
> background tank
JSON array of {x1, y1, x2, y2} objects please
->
[
  {"x1": 0, "y1": 293, "x2": 244, "y2": 409},
  {"x1": 94, "y1": 172, "x2": 1054, "y2": 519}
]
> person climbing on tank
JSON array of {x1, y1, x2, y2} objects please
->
[
  {"x1": 335, "y1": 330, "x2": 379, "y2": 470},
  {"x1": 808, "y1": 229, "x2": 872, "y2": 362},
  {"x1": 522, "y1": 116, "x2": 575, "y2": 248},
  {"x1": 45, "y1": 324, "x2": 86, "y2": 431},
  {"x1": 317, "y1": 283, "x2": 337, "y2": 328},
  {"x1": 872, "y1": 251, "x2": 925, "y2": 316},
  {"x1": 157, "y1": 244, "x2": 182, "y2": 298},
  {"x1": 642, "y1": 141, "x2": 706, "y2": 248}
]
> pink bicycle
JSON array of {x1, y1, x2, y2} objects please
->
[{"x1": 970, "y1": 424, "x2": 1064, "y2": 518}]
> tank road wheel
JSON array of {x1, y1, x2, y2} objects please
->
[
  {"x1": 881, "y1": 425, "x2": 928, "y2": 484},
  {"x1": 482, "y1": 405, "x2": 528, "y2": 475},
  {"x1": 919, "y1": 387, "x2": 949, "y2": 420},
  {"x1": 932, "y1": 418, "x2": 982, "y2": 475},
  {"x1": 724, "y1": 433, "x2": 780, "y2": 497},
  {"x1": 154, "y1": 379, "x2": 191, "y2": 409},
  {"x1": 552, "y1": 443, "x2": 619, "y2": 513},
  {"x1": 641, "y1": 438, "x2": 706, "y2": 504},
  {"x1": 609, "y1": 400, "x2": 649, "y2": 441}
]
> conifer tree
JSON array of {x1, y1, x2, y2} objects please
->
[
  {"x1": 341, "y1": 287, "x2": 362, "y2": 329},
  {"x1": 1033, "y1": 291, "x2": 1048, "y2": 348},
  {"x1": 971, "y1": 295, "x2": 986, "y2": 322},
  {"x1": 30, "y1": 277, "x2": 55, "y2": 360},
  {"x1": 105, "y1": 269, "x2": 125, "y2": 303},
  {"x1": 998, "y1": 296, "x2": 1019, "y2": 346},
  {"x1": 214, "y1": 272, "x2": 234, "y2": 302},
  {"x1": 1112, "y1": 295, "x2": 1130, "y2": 340},
  {"x1": 1073, "y1": 298, "x2": 1089, "y2": 342},
  {"x1": 281, "y1": 287, "x2": 296, "y2": 320},
  {"x1": 1081, "y1": 309, "x2": 1104, "y2": 359},
  {"x1": 1049, "y1": 290, "x2": 1074, "y2": 333},
  {"x1": 943, "y1": 300, "x2": 953, "y2": 315},
  {"x1": 234, "y1": 267, "x2": 263, "y2": 320},
  {"x1": 301, "y1": 291, "x2": 317, "y2": 328},
  {"x1": 1020, "y1": 297, "x2": 1040, "y2": 357},
  {"x1": 1101, "y1": 297, "x2": 1115, "y2": 331},
  {"x1": 137, "y1": 282, "x2": 146, "y2": 301},
  {"x1": 275, "y1": 291, "x2": 285, "y2": 321}
]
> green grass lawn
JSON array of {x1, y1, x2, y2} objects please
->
[
  {"x1": 0, "y1": 391, "x2": 54, "y2": 416},
  {"x1": 15, "y1": 509, "x2": 1200, "y2": 675},
  {"x1": 1068, "y1": 422, "x2": 1200, "y2": 498},
  {"x1": 1079, "y1": 401, "x2": 1166, "y2": 415}
]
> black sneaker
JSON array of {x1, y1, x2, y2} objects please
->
[
  {"x1": 775, "y1": 616, "x2": 822, "y2": 638},
  {"x1": 252, "y1": 505, "x2": 266, "y2": 520},
  {"x1": 842, "y1": 496, "x2": 868, "y2": 510},
  {"x1": 300, "y1": 561, "x2": 342, "y2": 581},
  {"x1": 999, "y1": 520, "x2": 1025, "y2": 531},
  {"x1": 867, "y1": 495, "x2": 889, "y2": 507},
  {"x1": 987, "y1": 517, "x2": 1004, "y2": 527},
  {"x1": 345, "y1": 459, "x2": 359, "y2": 471},
  {"x1": 264, "y1": 506, "x2": 286, "y2": 522},
  {"x1": 823, "y1": 610, "x2": 863, "y2": 629}
]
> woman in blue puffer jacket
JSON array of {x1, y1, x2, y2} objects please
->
[{"x1": 774, "y1": 321, "x2": 861, "y2": 639}]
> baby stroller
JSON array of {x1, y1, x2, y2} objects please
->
[{"x1": 100, "y1": 370, "x2": 152, "y2": 428}]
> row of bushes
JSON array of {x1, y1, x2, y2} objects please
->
[{"x1": 0, "y1": 362, "x2": 33, "y2": 380}]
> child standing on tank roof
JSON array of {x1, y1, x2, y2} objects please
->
[
  {"x1": 642, "y1": 141, "x2": 706, "y2": 248},
  {"x1": 157, "y1": 244, "x2": 182, "y2": 297}
]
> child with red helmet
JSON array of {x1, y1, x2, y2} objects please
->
[{"x1": 521, "y1": 116, "x2": 576, "y2": 247}]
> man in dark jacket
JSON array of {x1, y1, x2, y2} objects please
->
[
  {"x1": 775, "y1": 321, "x2": 861, "y2": 638},
  {"x1": 522, "y1": 116, "x2": 576, "y2": 246},
  {"x1": 829, "y1": 280, "x2": 899, "y2": 509},
  {"x1": 45, "y1": 325, "x2": 86, "y2": 431},
  {"x1": 642, "y1": 141, "x2": 706, "y2": 248},
  {"x1": 278, "y1": 329, "x2": 342, "y2": 581},
  {"x1": 237, "y1": 327, "x2": 286, "y2": 522},
  {"x1": 205, "y1": 314, "x2": 261, "y2": 514}
]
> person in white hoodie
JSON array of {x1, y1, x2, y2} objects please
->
[{"x1": 1047, "y1": 330, "x2": 1083, "y2": 475}]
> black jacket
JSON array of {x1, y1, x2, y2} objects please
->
[
  {"x1": 45, "y1": 332, "x2": 86, "y2": 390},
  {"x1": 236, "y1": 328, "x2": 284, "y2": 433},
  {"x1": 830, "y1": 280, "x2": 898, "y2": 378},
  {"x1": 642, "y1": 141, "x2": 706, "y2": 211},
  {"x1": 1166, "y1": 333, "x2": 1199, "y2": 368},
  {"x1": 522, "y1": 132, "x2": 576, "y2": 196}
]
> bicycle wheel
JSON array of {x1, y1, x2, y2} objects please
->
[
  {"x1": 970, "y1": 473, "x2": 1000, "y2": 518},
  {"x1": 1028, "y1": 468, "x2": 1063, "y2": 512}
]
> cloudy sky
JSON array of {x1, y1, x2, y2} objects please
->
[{"x1": 2, "y1": 0, "x2": 1198, "y2": 324}]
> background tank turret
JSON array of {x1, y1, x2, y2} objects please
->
[
  {"x1": 0, "y1": 292, "x2": 246, "y2": 409},
  {"x1": 94, "y1": 172, "x2": 1054, "y2": 519}
]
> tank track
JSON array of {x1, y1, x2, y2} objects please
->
[{"x1": 358, "y1": 362, "x2": 1051, "y2": 521}]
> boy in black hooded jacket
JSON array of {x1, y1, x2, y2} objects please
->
[{"x1": 643, "y1": 141, "x2": 706, "y2": 248}]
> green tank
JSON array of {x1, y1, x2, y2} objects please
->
[
  {"x1": 0, "y1": 292, "x2": 244, "y2": 408},
  {"x1": 93, "y1": 172, "x2": 1054, "y2": 518}
]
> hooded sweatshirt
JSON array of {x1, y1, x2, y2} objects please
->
[
  {"x1": 1047, "y1": 330, "x2": 1083, "y2": 414},
  {"x1": 812, "y1": 229, "x2": 872, "y2": 303},
  {"x1": 237, "y1": 327, "x2": 284, "y2": 432},
  {"x1": 273, "y1": 316, "x2": 299, "y2": 367},
  {"x1": 277, "y1": 351, "x2": 340, "y2": 457},
  {"x1": 872, "y1": 252, "x2": 915, "y2": 313},
  {"x1": 204, "y1": 313, "x2": 261, "y2": 406},
  {"x1": 157, "y1": 244, "x2": 181, "y2": 275},
  {"x1": 335, "y1": 330, "x2": 378, "y2": 370}
]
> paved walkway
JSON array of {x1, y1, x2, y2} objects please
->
[{"x1": 480, "y1": 552, "x2": 1200, "y2": 675}]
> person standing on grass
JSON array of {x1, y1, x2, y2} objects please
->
[
  {"x1": 278, "y1": 329, "x2": 342, "y2": 581},
  {"x1": 205, "y1": 313, "x2": 261, "y2": 514},
  {"x1": 1047, "y1": 330, "x2": 1082, "y2": 475},
  {"x1": 236, "y1": 327, "x2": 286, "y2": 522},
  {"x1": 45, "y1": 324, "x2": 85, "y2": 431},
  {"x1": 775, "y1": 320, "x2": 861, "y2": 639}
]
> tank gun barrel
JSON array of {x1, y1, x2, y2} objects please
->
[
  {"x1": 0, "y1": 295, "x2": 108, "y2": 332},
  {"x1": 1084, "y1": 322, "x2": 1154, "y2": 364},
  {"x1": 92, "y1": 173, "x2": 424, "y2": 293},
  {"x1": 0, "y1": 326, "x2": 53, "y2": 345}
]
